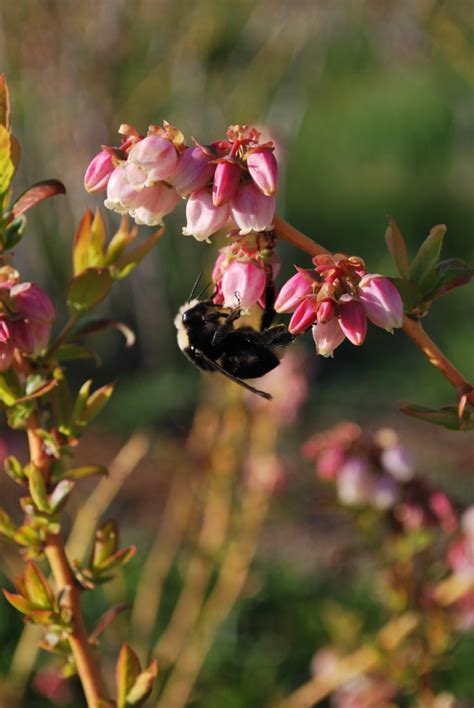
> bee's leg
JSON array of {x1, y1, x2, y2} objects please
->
[
  {"x1": 211, "y1": 307, "x2": 241, "y2": 346},
  {"x1": 262, "y1": 324, "x2": 294, "y2": 348},
  {"x1": 260, "y1": 282, "x2": 277, "y2": 331}
]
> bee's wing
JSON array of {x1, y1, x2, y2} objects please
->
[{"x1": 195, "y1": 349, "x2": 272, "y2": 400}]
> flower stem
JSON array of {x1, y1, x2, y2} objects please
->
[
  {"x1": 26, "y1": 411, "x2": 110, "y2": 707},
  {"x1": 273, "y1": 214, "x2": 474, "y2": 403}
]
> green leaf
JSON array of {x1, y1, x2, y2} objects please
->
[
  {"x1": 27, "y1": 466, "x2": 51, "y2": 513},
  {"x1": 385, "y1": 218, "x2": 411, "y2": 278},
  {"x1": 4, "y1": 214, "x2": 26, "y2": 250},
  {"x1": 66, "y1": 465, "x2": 108, "y2": 480},
  {"x1": 410, "y1": 224, "x2": 446, "y2": 292},
  {"x1": 0, "y1": 508, "x2": 16, "y2": 540},
  {"x1": 0, "y1": 74, "x2": 11, "y2": 130},
  {"x1": 0, "y1": 124, "x2": 13, "y2": 198},
  {"x1": 423, "y1": 258, "x2": 474, "y2": 302},
  {"x1": 70, "y1": 379, "x2": 92, "y2": 430},
  {"x1": 77, "y1": 382, "x2": 115, "y2": 426},
  {"x1": 6, "y1": 400, "x2": 35, "y2": 430},
  {"x1": 105, "y1": 217, "x2": 138, "y2": 266},
  {"x1": 116, "y1": 644, "x2": 142, "y2": 708},
  {"x1": 92, "y1": 519, "x2": 119, "y2": 568},
  {"x1": 99, "y1": 546, "x2": 136, "y2": 571},
  {"x1": 11, "y1": 179, "x2": 66, "y2": 217},
  {"x1": 0, "y1": 373, "x2": 19, "y2": 406},
  {"x1": 56, "y1": 343, "x2": 99, "y2": 363},
  {"x1": 4, "y1": 456, "x2": 25, "y2": 483},
  {"x1": 88, "y1": 209, "x2": 106, "y2": 267},
  {"x1": 126, "y1": 660, "x2": 158, "y2": 706},
  {"x1": 114, "y1": 227, "x2": 165, "y2": 280},
  {"x1": 67, "y1": 268, "x2": 112, "y2": 315},
  {"x1": 400, "y1": 403, "x2": 474, "y2": 432},
  {"x1": 390, "y1": 278, "x2": 422, "y2": 310},
  {"x1": 23, "y1": 562, "x2": 54, "y2": 609},
  {"x1": 72, "y1": 209, "x2": 93, "y2": 275}
]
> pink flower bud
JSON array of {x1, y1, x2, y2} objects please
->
[
  {"x1": 230, "y1": 182, "x2": 275, "y2": 235},
  {"x1": 104, "y1": 165, "x2": 142, "y2": 214},
  {"x1": 317, "y1": 298, "x2": 336, "y2": 324},
  {"x1": 316, "y1": 446, "x2": 345, "y2": 481},
  {"x1": 11, "y1": 319, "x2": 51, "y2": 356},
  {"x1": 247, "y1": 148, "x2": 278, "y2": 196},
  {"x1": 126, "y1": 134, "x2": 178, "y2": 188},
  {"x1": 288, "y1": 296, "x2": 317, "y2": 334},
  {"x1": 337, "y1": 457, "x2": 373, "y2": 506},
  {"x1": 274, "y1": 270, "x2": 315, "y2": 313},
  {"x1": 221, "y1": 259, "x2": 267, "y2": 310},
  {"x1": 11, "y1": 283, "x2": 55, "y2": 323},
  {"x1": 129, "y1": 182, "x2": 179, "y2": 226},
  {"x1": 213, "y1": 161, "x2": 241, "y2": 207},
  {"x1": 182, "y1": 188, "x2": 230, "y2": 242},
  {"x1": 338, "y1": 296, "x2": 367, "y2": 346},
  {"x1": 462, "y1": 507, "x2": 474, "y2": 539},
  {"x1": 84, "y1": 150, "x2": 115, "y2": 193},
  {"x1": 173, "y1": 146, "x2": 214, "y2": 197},
  {"x1": 358, "y1": 274, "x2": 403, "y2": 333},
  {"x1": 312, "y1": 317, "x2": 345, "y2": 357},
  {"x1": 0, "y1": 319, "x2": 13, "y2": 371}
]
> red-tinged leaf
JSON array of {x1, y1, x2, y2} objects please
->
[
  {"x1": 74, "y1": 318, "x2": 136, "y2": 348},
  {"x1": 0, "y1": 74, "x2": 11, "y2": 129},
  {"x1": 99, "y1": 545, "x2": 136, "y2": 570},
  {"x1": 15, "y1": 378, "x2": 58, "y2": 404},
  {"x1": 385, "y1": 217, "x2": 411, "y2": 279},
  {"x1": 400, "y1": 402, "x2": 474, "y2": 432},
  {"x1": 126, "y1": 660, "x2": 158, "y2": 706},
  {"x1": 390, "y1": 278, "x2": 422, "y2": 310},
  {"x1": 89, "y1": 208, "x2": 106, "y2": 267},
  {"x1": 410, "y1": 224, "x2": 446, "y2": 292},
  {"x1": 23, "y1": 562, "x2": 54, "y2": 609},
  {"x1": 89, "y1": 603, "x2": 130, "y2": 644},
  {"x1": 0, "y1": 508, "x2": 16, "y2": 539},
  {"x1": 3, "y1": 589, "x2": 34, "y2": 614},
  {"x1": 13, "y1": 525, "x2": 41, "y2": 547},
  {"x1": 423, "y1": 258, "x2": 474, "y2": 302},
  {"x1": 116, "y1": 643, "x2": 142, "y2": 708},
  {"x1": 67, "y1": 267, "x2": 112, "y2": 315},
  {"x1": 56, "y1": 343, "x2": 100, "y2": 364},
  {"x1": 9, "y1": 134, "x2": 21, "y2": 174},
  {"x1": 12, "y1": 179, "x2": 66, "y2": 218},
  {"x1": 114, "y1": 227, "x2": 165, "y2": 280},
  {"x1": 27, "y1": 609, "x2": 56, "y2": 625},
  {"x1": 72, "y1": 209, "x2": 93, "y2": 275}
]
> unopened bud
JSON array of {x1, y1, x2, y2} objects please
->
[
  {"x1": 288, "y1": 296, "x2": 317, "y2": 334},
  {"x1": 126, "y1": 134, "x2": 178, "y2": 188},
  {"x1": 359, "y1": 274, "x2": 403, "y2": 332},
  {"x1": 212, "y1": 160, "x2": 241, "y2": 206},
  {"x1": 247, "y1": 148, "x2": 278, "y2": 196},
  {"x1": 84, "y1": 150, "x2": 115, "y2": 193},
  {"x1": 274, "y1": 269, "x2": 315, "y2": 313},
  {"x1": 338, "y1": 296, "x2": 367, "y2": 346},
  {"x1": 174, "y1": 145, "x2": 214, "y2": 197}
]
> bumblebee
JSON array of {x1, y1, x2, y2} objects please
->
[{"x1": 174, "y1": 295, "x2": 294, "y2": 399}]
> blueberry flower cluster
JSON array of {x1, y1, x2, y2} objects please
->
[
  {"x1": 85, "y1": 123, "x2": 278, "y2": 239},
  {"x1": 275, "y1": 253, "x2": 404, "y2": 355},
  {"x1": 0, "y1": 266, "x2": 55, "y2": 370}
]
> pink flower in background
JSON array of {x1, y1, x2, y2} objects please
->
[
  {"x1": 337, "y1": 457, "x2": 374, "y2": 506},
  {"x1": 0, "y1": 319, "x2": 14, "y2": 371},
  {"x1": 84, "y1": 149, "x2": 115, "y2": 193},
  {"x1": 125, "y1": 134, "x2": 178, "y2": 188},
  {"x1": 220, "y1": 259, "x2": 267, "y2": 310},
  {"x1": 380, "y1": 444, "x2": 415, "y2": 482},
  {"x1": 173, "y1": 145, "x2": 215, "y2": 197},
  {"x1": 230, "y1": 182, "x2": 275, "y2": 234},
  {"x1": 182, "y1": 188, "x2": 231, "y2": 241},
  {"x1": 212, "y1": 160, "x2": 241, "y2": 206},
  {"x1": 247, "y1": 148, "x2": 278, "y2": 196},
  {"x1": 10, "y1": 283, "x2": 55, "y2": 356}
]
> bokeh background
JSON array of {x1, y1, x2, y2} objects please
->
[{"x1": 0, "y1": 1, "x2": 473, "y2": 705}]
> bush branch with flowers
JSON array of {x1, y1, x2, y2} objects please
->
[{"x1": 0, "y1": 70, "x2": 473, "y2": 706}]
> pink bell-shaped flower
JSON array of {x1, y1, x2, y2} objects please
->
[
  {"x1": 126, "y1": 134, "x2": 178, "y2": 189},
  {"x1": 338, "y1": 295, "x2": 367, "y2": 346},
  {"x1": 230, "y1": 182, "x2": 275, "y2": 235},
  {"x1": 221, "y1": 259, "x2": 267, "y2": 310},
  {"x1": 358, "y1": 274, "x2": 403, "y2": 333},
  {"x1": 312, "y1": 317, "x2": 345, "y2": 357},
  {"x1": 0, "y1": 319, "x2": 14, "y2": 371},
  {"x1": 288, "y1": 296, "x2": 317, "y2": 334},
  {"x1": 274, "y1": 269, "x2": 315, "y2": 313},
  {"x1": 104, "y1": 165, "x2": 142, "y2": 215},
  {"x1": 173, "y1": 145, "x2": 214, "y2": 197},
  {"x1": 247, "y1": 148, "x2": 278, "y2": 196},
  {"x1": 129, "y1": 183, "x2": 179, "y2": 226},
  {"x1": 182, "y1": 188, "x2": 231, "y2": 242},
  {"x1": 84, "y1": 149, "x2": 115, "y2": 193},
  {"x1": 212, "y1": 161, "x2": 241, "y2": 207}
]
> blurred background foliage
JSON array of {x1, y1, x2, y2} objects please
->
[
  {"x1": 0, "y1": 0, "x2": 472, "y2": 428},
  {"x1": 0, "y1": 1, "x2": 473, "y2": 705}
]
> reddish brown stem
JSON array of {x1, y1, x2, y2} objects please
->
[
  {"x1": 25, "y1": 408, "x2": 110, "y2": 707},
  {"x1": 273, "y1": 214, "x2": 474, "y2": 404}
]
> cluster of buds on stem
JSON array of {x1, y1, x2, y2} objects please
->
[
  {"x1": 0, "y1": 266, "x2": 54, "y2": 369},
  {"x1": 85, "y1": 123, "x2": 278, "y2": 240},
  {"x1": 275, "y1": 254, "x2": 403, "y2": 356},
  {"x1": 211, "y1": 231, "x2": 280, "y2": 311}
]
